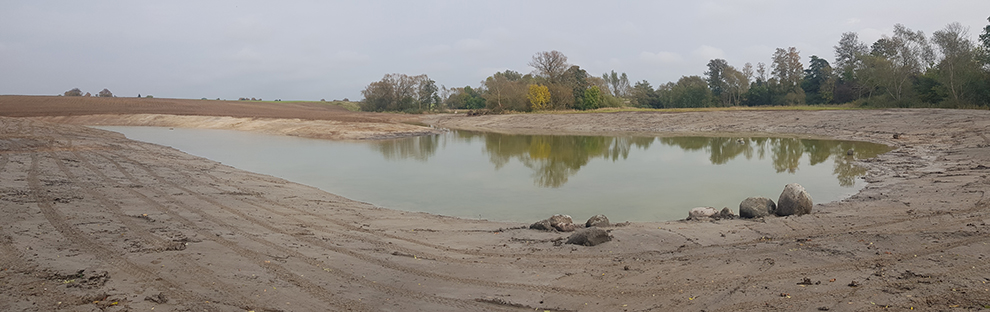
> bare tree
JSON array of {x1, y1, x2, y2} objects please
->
[
  {"x1": 98, "y1": 88, "x2": 113, "y2": 97},
  {"x1": 528, "y1": 51, "x2": 570, "y2": 84}
]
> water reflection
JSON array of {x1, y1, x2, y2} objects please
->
[
  {"x1": 658, "y1": 137, "x2": 886, "y2": 187},
  {"x1": 372, "y1": 132, "x2": 890, "y2": 188},
  {"x1": 481, "y1": 134, "x2": 657, "y2": 187},
  {"x1": 372, "y1": 135, "x2": 444, "y2": 161}
]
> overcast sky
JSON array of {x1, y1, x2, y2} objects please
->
[{"x1": 2, "y1": 1, "x2": 988, "y2": 101}]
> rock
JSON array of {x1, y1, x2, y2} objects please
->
[
  {"x1": 529, "y1": 219, "x2": 554, "y2": 231},
  {"x1": 776, "y1": 183, "x2": 813, "y2": 216},
  {"x1": 739, "y1": 197, "x2": 776, "y2": 218},
  {"x1": 687, "y1": 207, "x2": 718, "y2": 219},
  {"x1": 548, "y1": 214, "x2": 576, "y2": 232},
  {"x1": 565, "y1": 228, "x2": 612, "y2": 246},
  {"x1": 716, "y1": 207, "x2": 736, "y2": 219},
  {"x1": 555, "y1": 222, "x2": 577, "y2": 232},
  {"x1": 846, "y1": 149, "x2": 854, "y2": 156},
  {"x1": 585, "y1": 214, "x2": 610, "y2": 227},
  {"x1": 530, "y1": 214, "x2": 576, "y2": 232},
  {"x1": 144, "y1": 292, "x2": 168, "y2": 304}
]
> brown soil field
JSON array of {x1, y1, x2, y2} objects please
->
[
  {"x1": 0, "y1": 95, "x2": 439, "y2": 140},
  {"x1": 1, "y1": 96, "x2": 990, "y2": 311}
]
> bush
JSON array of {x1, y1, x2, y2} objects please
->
[{"x1": 98, "y1": 88, "x2": 113, "y2": 97}]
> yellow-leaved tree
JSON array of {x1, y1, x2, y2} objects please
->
[{"x1": 527, "y1": 84, "x2": 551, "y2": 111}]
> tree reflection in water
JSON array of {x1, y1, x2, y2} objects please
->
[
  {"x1": 371, "y1": 135, "x2": 445, "y2": 162},
  {"x1": 657, "y1": 137, "x2": 887, "y2": 187},
  {"x1": 372, "y1": 131, "x2": 889, "y2": 188}
]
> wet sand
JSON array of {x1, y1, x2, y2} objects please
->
[{"x1": 2, "y1": 98, "x2": 989, "y2": 311}]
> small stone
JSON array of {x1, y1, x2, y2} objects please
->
[{"x1": 585, "y1": 214, "x2": 610, "y2": 227}]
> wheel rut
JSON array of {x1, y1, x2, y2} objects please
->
[
  {"x1": 97, "y1": 150, "x2": 500, "y2": 310},
  {"x1": 25, "y1": 152, "x2": 221, "y2": 308}
]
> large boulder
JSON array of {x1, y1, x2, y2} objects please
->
[
  {"x1": 775, "y1": 183, "x2": 813, "y2": 216},
  {"x1": 739, "y1": 197, "x2": 776, "y2": 218},
  {"x1": 530, "y1": 214, "x2": 576, "y2": 232},
  {"x1": 585, "y1": 214, "x2": 610, "y2": 227},
  {"x1": 565, "y1": 228, "x2": 612, "y2": 246},
  {"x1": 687, "y1": 207, "x2": 718, "y2": 220}
]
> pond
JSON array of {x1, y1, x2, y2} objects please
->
[{"x1": 94, "y1": 126, "x2": 891, "y2": 222}]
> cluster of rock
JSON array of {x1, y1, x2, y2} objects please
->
[
  {"x1": 526, "y1": 184, "x2": 814, "y2": 246},
  {"x1": 690, "y1": 183, "x2": 814, "y2": 220},
  {"x1": 529, "y1": 214, "x2": 612, "y2": 246}
]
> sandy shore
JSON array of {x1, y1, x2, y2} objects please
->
[{"x1": 2, "y1": 103, "x2": 990, "y2": 311}]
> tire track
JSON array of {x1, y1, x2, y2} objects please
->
[
  {"x1": 136, "y1": 153, "x2": 596, "y2": 297},
  {"x1": 114, "y1": 151, "x2": 540, "y2": 311},
  {"x1": 25, "y1": 152, "x2": 243, "y2": 310},
  {"x1": 81, "y1": 151, "x2": 375, "y2": 311},
  {"x1": 54, "y1": 149, "x2": 267, "y2": 309},
  {"x1": 0, "y1": 152, "x2": 21, "y2": 270},
  {"x1": 95, "y1": 151, "x2": 491, "y2": 311}
]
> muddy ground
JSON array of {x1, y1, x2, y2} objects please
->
[{"x1": 1, "y1": 97, "x2": 989, "y2": 311}]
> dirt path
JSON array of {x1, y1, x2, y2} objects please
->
[{"x1": 2, "y1": 105, "x2": 989, "y2": 311}]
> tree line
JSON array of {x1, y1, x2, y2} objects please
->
[
  {"x1": 63, "y1": 88, "x2": 114, "y2": 98},
  {"x1": 361, "y1": 18, "x2": 990, "y2": 112}
]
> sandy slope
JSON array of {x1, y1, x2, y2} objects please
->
[{"x1": 1, "y1": 105, "x2": 989, "y2": 311}]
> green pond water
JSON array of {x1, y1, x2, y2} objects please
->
[{"x1": 94, "y1": 126, "x2": 891, "y2": 222}]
